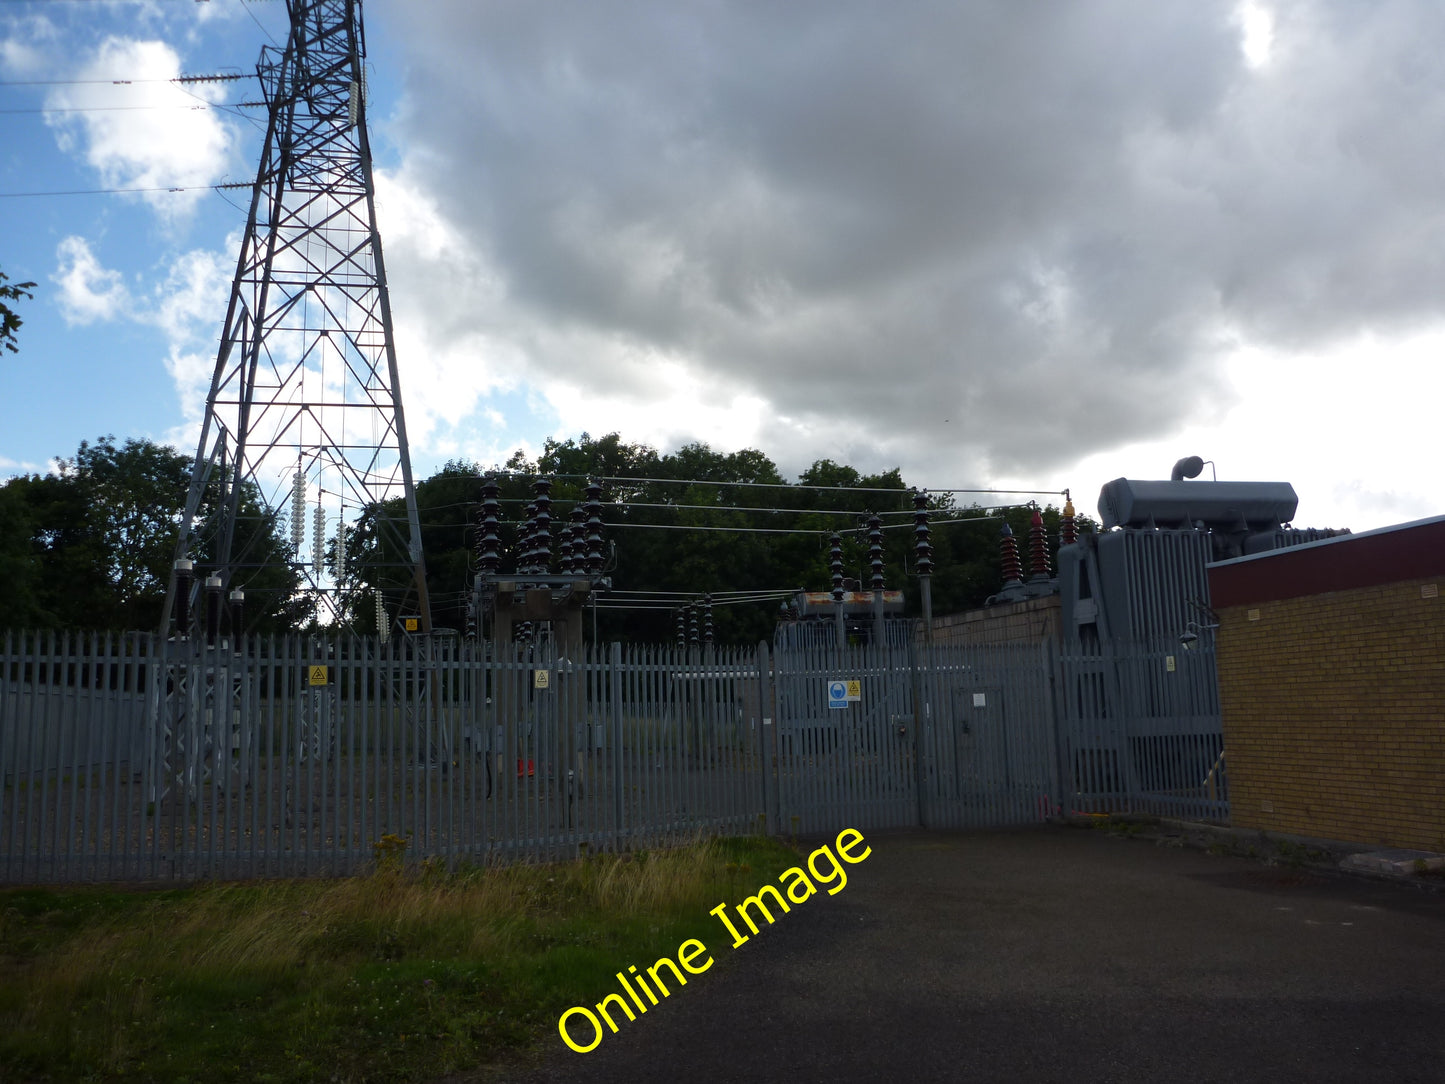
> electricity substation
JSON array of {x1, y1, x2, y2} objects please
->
[{"x1": 0, "y1": 0, "x2": 1352, "y2": 885}]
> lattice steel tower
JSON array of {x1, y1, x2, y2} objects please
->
[{"x1": 163, "y1": 0, "x2": 430, "y2": 633}]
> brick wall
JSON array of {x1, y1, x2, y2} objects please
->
[
  {"x1": 1216, "y1": 577, "x2": 1445, "y2": 851},
  {"x1": 928, "y1": 594, "x2": 1060, "y2": 646}
]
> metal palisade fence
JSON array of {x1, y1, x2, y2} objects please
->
[{"x1": 0, "y1": 629, "x2": 1226, "y2": 884}]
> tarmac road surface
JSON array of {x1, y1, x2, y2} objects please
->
[{"x1": 470, "y1": 825, "x2": 1445, "y2": 1084}]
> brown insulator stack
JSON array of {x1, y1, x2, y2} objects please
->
[
  {"x1": 999, "y1": 523, "x2": 1023, "y2": 587},
  {"x1": 1028, "y1": 507, "x2": 1051, "y2": 581},
  {"x1": 1060, "y1": 497, "x2": 1077, "y2": 547}
]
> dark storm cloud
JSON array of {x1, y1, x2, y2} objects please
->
[{"x1": 372, "y1": 0, "x2": 1445, "y2": 476}]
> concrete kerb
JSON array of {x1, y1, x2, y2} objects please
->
[{"x1": 1054, "y1": 812, "x2": 1445, "y2": 889}]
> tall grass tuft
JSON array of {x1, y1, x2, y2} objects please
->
[{"x1": 0, "y1": 834, "x2": 793, "y2": 1082}]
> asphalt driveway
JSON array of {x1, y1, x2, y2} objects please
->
[{"x1": 484, "y1": 825, "x2": 1445, "y2": 1083}]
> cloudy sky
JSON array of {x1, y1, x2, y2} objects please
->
[{"x1": 2, "y1": 0, "x2": 1442, "y2": 530}]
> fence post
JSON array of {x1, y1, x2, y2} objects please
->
[
  {"x1": 756, "y1": 640, "x2": 777, "y2": 836},
  {"x1": 1043, "y1": 638, "x2": 1065, "y2": 820},
  {"x1": 907, "y1": 637, "x2": 928, "y2": 829},
  {"x1": 609, "y1": 641, "x2": 624, "y2": 849}
]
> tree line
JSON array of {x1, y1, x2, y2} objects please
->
[{"x1": 0, "y1": 432, "x2": 1091, "y2": 643}]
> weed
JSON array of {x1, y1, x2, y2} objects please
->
[{"x1": 0, "y1": 835, "x2": 799, "y2": 1082}]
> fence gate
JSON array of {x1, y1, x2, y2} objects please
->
[
  {"x1": 913, "y1": 641, "x2": 1062, "y2": 829},
  {"x1": 771, "y1": 641, "x2": 1065, "y2": 836},
  {"x1": 772, "y1": 642, "x2": 919, "y2": 835}
]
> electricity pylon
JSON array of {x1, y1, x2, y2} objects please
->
[{"x1": 162, "y1": 0, "x2": 430, "y2": 634}]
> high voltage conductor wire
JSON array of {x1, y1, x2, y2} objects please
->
[
  {"x1": 0, "y1": 104, "x2": 229, "y2": 113},
  {"x1": 462, "y1": 470, "x2": 1067, "y2": 500},
  {"x1": 605, "y1": 588, "x2": 803, "y2": 596},
  {"x1": 591, "y1": 475, "x2": 1068, "y2": 499},
  {"x1": 603, "y1": 516, "x2": 1006, "y2": 536},
  {"x1": 606, "y1": 522, "x2": 833, "y2": 536},
  {"x1": 602, "y1": 501, "x2": 923, "y2": 517},
  {"x1": 417, "y1": 498, "x2": 927, "y2": 518},
  {"x1": 0, "y1": 181, "x2": 253, "y2": 197},
  {"x1": 409, "y1": 501, "x2": 1021, "y2": 526},
  {"x1": 0, "y1": 75, "x2": 247, "y2": 86}
]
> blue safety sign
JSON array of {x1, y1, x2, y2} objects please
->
[{"x1": 826, "y1": 679, "x2": 861, "y2": 709}]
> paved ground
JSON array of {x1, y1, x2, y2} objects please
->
[{"x1": 479, "y1": 825, "x2": 1445, "y2": 1084}]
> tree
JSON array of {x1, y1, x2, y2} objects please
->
[
  {"x1": 335, "y1": 433, "x2": 1092, "y2": 645},
  {"x1": 0, "y1": 436, "x2": 304, "y2": 632},
  {"x1": 1, "y1": 268, "x2": 36, "y2": 355}
]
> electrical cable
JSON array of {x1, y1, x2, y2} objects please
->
[
  {"x1": 0, "y1": 74, "x2": 247, "y2": 87},
  {"x1": 0, "y1": 181, "x2": 252, "y2": 198},
  {"x1": 605, "y1": 522, "x2": 832, "y2": 536},
  {"x1": 0, "y1": 104, "x2": 222, "y2": 113},
  {"x1": 457, "y1": 469, "x2": 1065, "y2": 499}
]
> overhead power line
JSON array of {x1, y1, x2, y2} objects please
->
[
  {"x1": 463, "y1": 469, "x2": 1068, "y2": 502},
  {"x1": 0, "y1": 74, "x2": 247, "y2": 86},
  {"x1": 606, "y1": 588, "x2": 804, "y2": 598},
  {"x1": 607, "y1": 522, "x2": 831, "y2": 536},
  {"x1": 0, "y1": 181, "x2": 252, "y2": 198},
  {"x1": 591, "y1": 475, "x2": 1067, "y2": 499},
  {"x1": 0, "y1": 104, "x2": 229, "y2": 114},
  {"x1": 604, "y1": 500, "x2": 919, "y2": 518}
]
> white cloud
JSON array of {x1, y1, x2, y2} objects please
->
[
  {"x1": 44, "y1": 36, "x2": 239, "y2": 220},
  {"x1": 47, "y1": 232, "x2": 232, "y2": 457},
  {"x1": 0, "y1": 36, "x2": 42, "y2": 75},
  {"x1": 0, "y1": 13, "x2": 57, "y2": 76},
  {"x1": 53, "y1": 236, "x2": 131, "y2": 324},
  {"x1": 151, "y1": 243, "x2": 228, "y2": 345},
  {"x1": 149, "y1": 239, "x2": 232, "y2": 449},
  {"x1": 373, "y1": 167, "x2": 528, "y2": 449},
  {"x1": 1051, "y1": 328, "x2": 1445, "y2": 532},
  {"x1": 344, "y1": 0, "x2": 1445, "y2": 529},
  {"x1": 1235, "y1": 1, "x2": 1276, "y2": 69},
  {"x1": 542, "y1": 359, "x2": 773, "y2": 456}
]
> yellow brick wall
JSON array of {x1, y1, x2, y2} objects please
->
[{"x1": 1217, "y1": 577, "x2": 1445, "y2": 851}]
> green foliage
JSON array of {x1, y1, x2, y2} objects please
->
[
  {"x1": 2, "y1": 428, "x2": 1094, "y2": 641},
  {"x1": 0, "y1": 836, "x2": 799, "y2": 1082},
  {"x1": 363, "y1": 431, "x2": 1093, "y2": 643},
  {"x1": 0, "y1": 436, "x2": 303, "y2": 632},
  {"x1": 0, "y1": 268, "x2": 36, "y2": 356}
]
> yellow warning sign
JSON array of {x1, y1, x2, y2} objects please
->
[
  {"x1": 844, "y1": 680, "x2": 862, "y2": 700},
  {"x1": 534, "y1": 669, "x2": 551, "y2": 689},
  {"x1": 403, "y1": 617, "x2": 419, "y2": 632},
  {"x1": 308, "y1": 665, "x2": 328, "y2": 686}
]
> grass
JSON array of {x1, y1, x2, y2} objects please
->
[{"x1": 0, "y1": 834, "x2": 798, "y2": 1082}]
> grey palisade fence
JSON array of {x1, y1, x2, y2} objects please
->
[{"x1": 0, "y1": 629, "x2": 1225, "y2": 883}]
